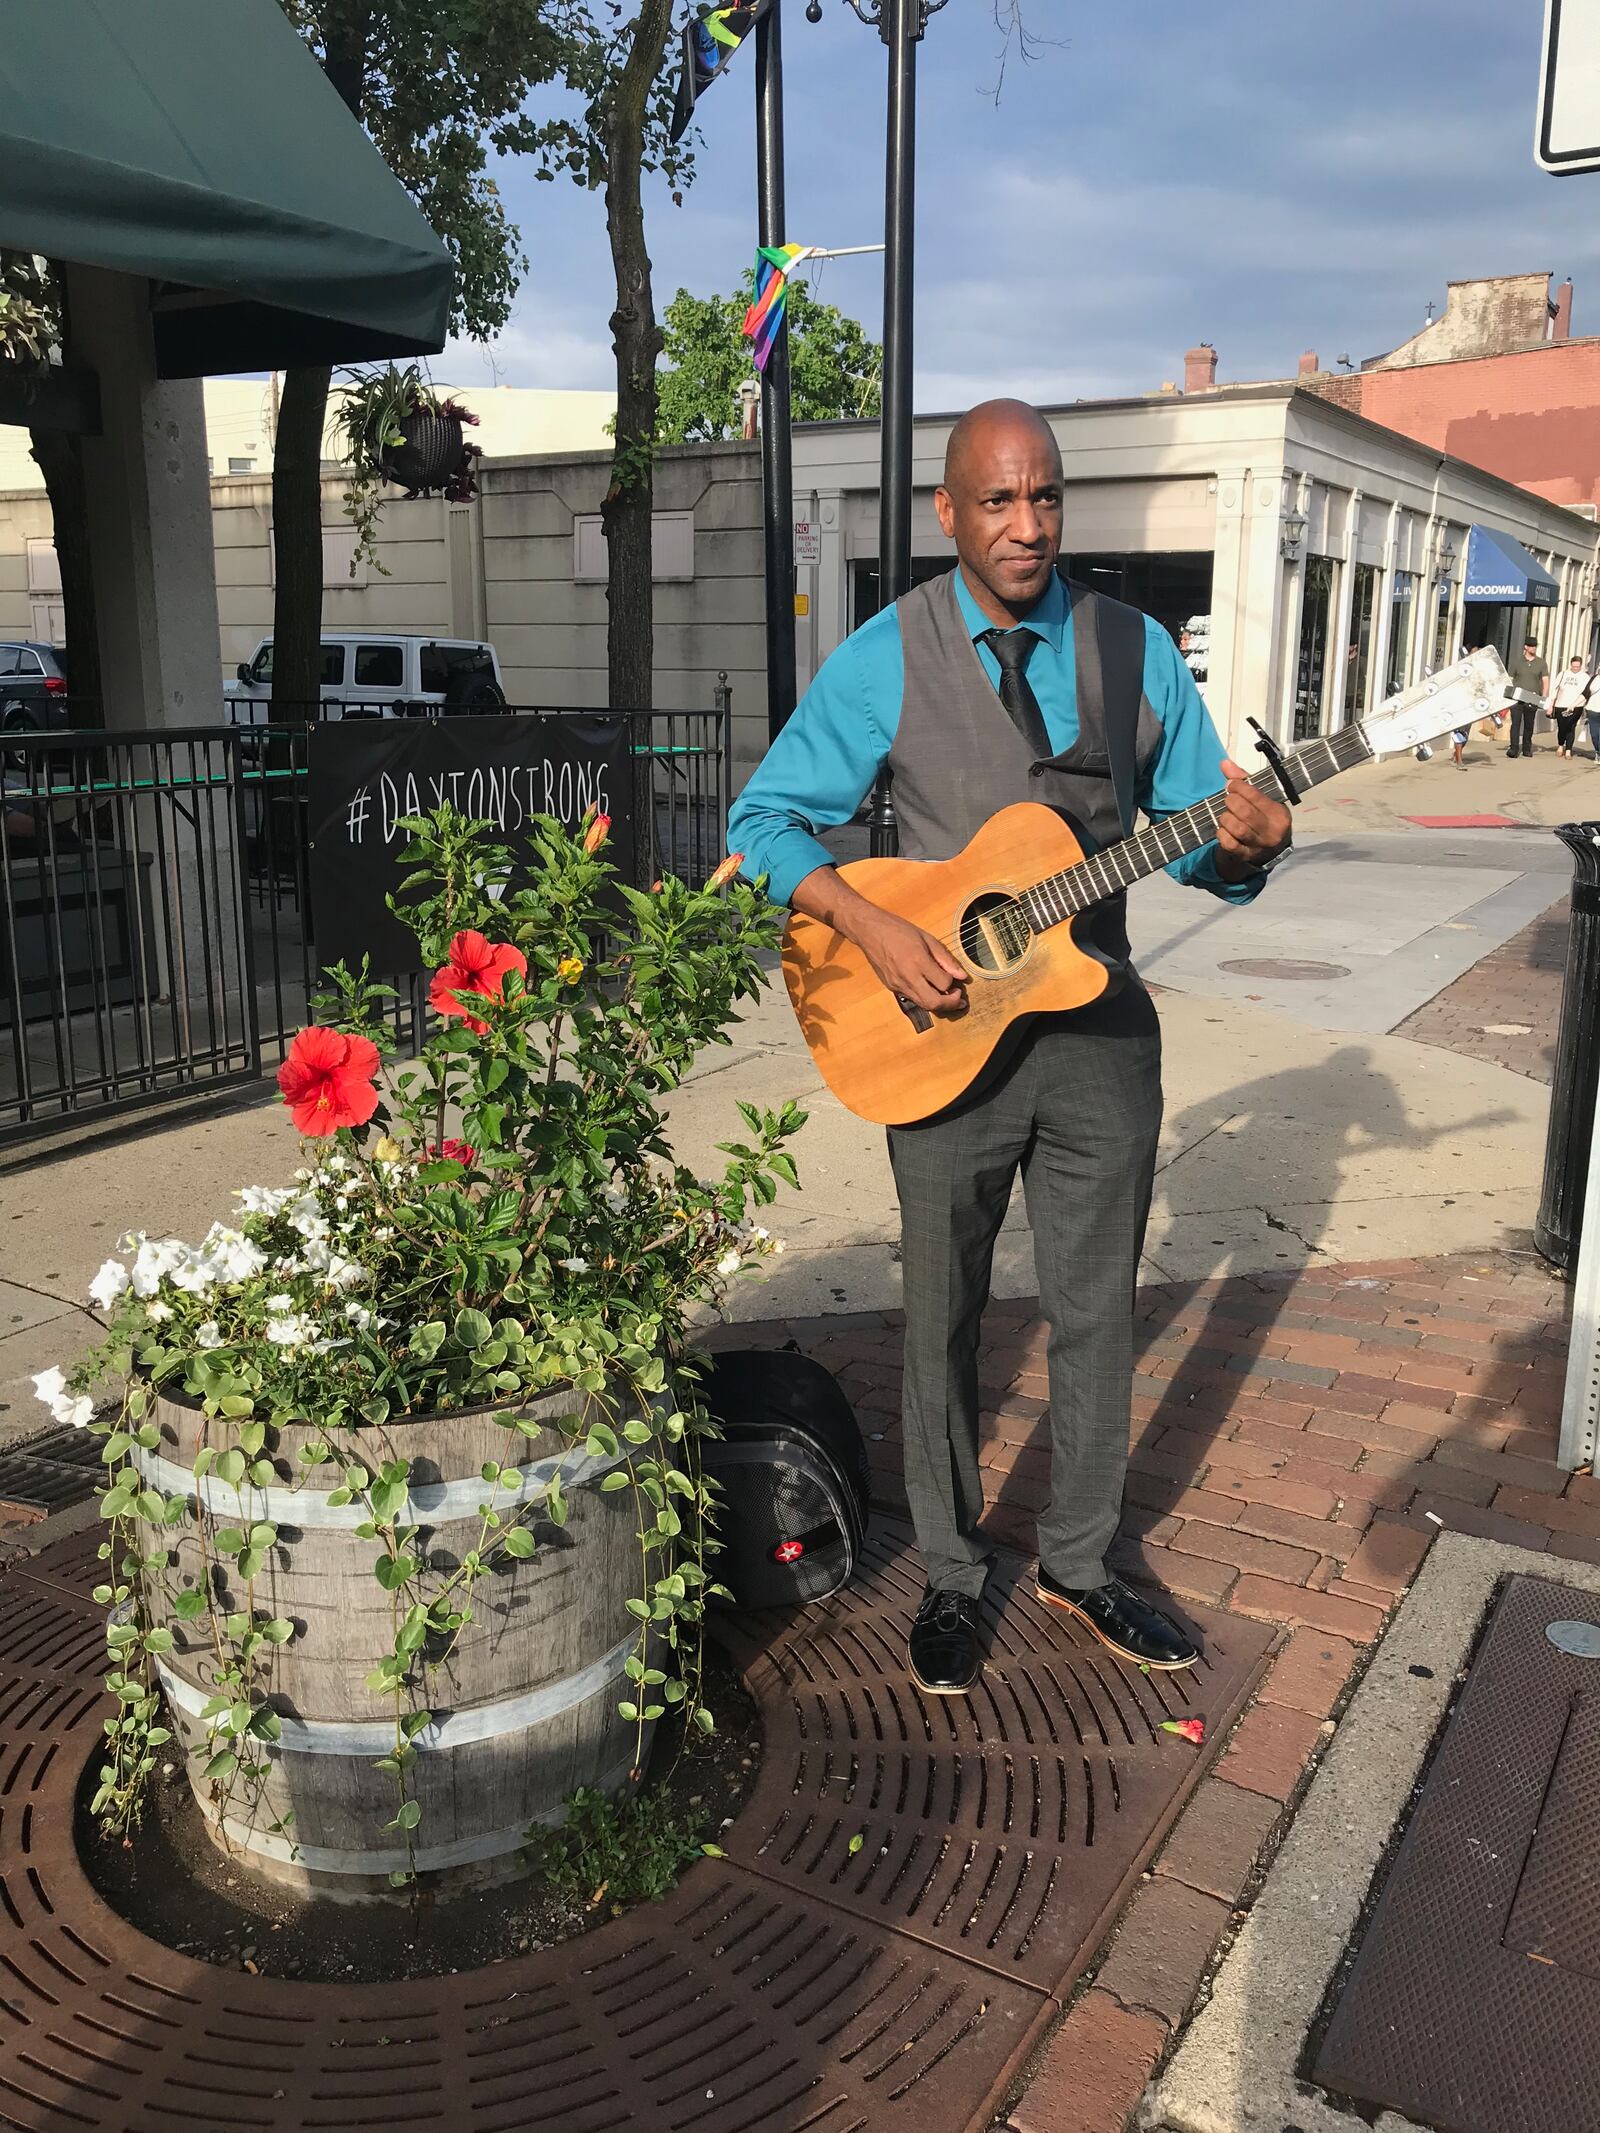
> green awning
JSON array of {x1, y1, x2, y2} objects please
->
[{"x1": 0, "y1": 0, "x2": 453, "y2": 376}]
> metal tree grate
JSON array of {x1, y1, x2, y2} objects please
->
[{"x1": 0, "y1": 1520, "x2": 1270, "y2": 2133}]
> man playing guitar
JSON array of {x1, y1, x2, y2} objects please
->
[{"x1": 730, "y1": 400, "x2": 1292, "y2": 1693}]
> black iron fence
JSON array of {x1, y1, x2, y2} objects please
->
[{"x1": 1, "y1": 703, "x2": 731, "y2": 1148}]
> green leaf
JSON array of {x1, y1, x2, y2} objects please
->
[
  {"x1": 847, "y1": 1832, "x2": 864, "y2": 1856},
  {"x1": 693, "y1": 1707, "x2": 716, "y2": 1735},
  {"x1": 142, "y1": 1627, "x2": 174, "y2": 1653},
  {"x1": 214, "y1": 1448, "x2": 246, "y2": 1486},
  {"x1": 203, "y1": 1749, "x2": 238, "y2": 1779},
  {"x1": 174, "y1": 1588, "x2": 209, "y2": 1619},
  {"x1": 617, "y1": 1700, "x2": 640, "y2": 1722},
  {"x1": 373, "y1": 1553, "x2": 416, "y2": 1591},
  {"x1": 261, "y1": 1617, "x2": 294, "y2": 1643},
  {"x1": 395, "y1": 1604, "x2": 430, "y2": 1655},
  {"x1": 192, "y1": 1446, "x2": 216, "y2": 1478},
  {"x1": 501, "y1": 1526, "x2": 535, "y2": 1559},
  {"x1": 701, "y1": 1843, "x2": 726, "y2": 1858},
  {"x1": 454, "y1": 1308, "x2": 492, "y2": 1350},
  {"x1": 390, "y1": 1798, "x2": 423, "y2": 1831}
]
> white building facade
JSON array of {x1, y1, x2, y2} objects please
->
[{"x1": 790, "y1": 384, "x2": 1599, "y2": 759}]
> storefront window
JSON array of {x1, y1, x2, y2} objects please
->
[
  {"x1": 1294, "y1": 556, "x2": 1336, "y2": 740},
  {"x1": 1343, "y1": 562, "x2": 1379, "y2": 724},
  {"x1": 1385, "y1": 573, "x2": 1416, "y2": 697},
  {"x1": 1432, "y1": 579, "x2": 1454, "y2": 668},
  {"x1": 1057, "y1": 552, "x2": 1215, "y2": 648}
]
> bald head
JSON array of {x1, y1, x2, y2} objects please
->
[
  {"x1": 935, "y1": 399, "x2": 1064, "y2": 625},
  {"x1": 943, "y1": 399, "x2": 1062, "y2": 491}
]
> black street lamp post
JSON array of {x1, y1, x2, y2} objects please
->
[
  {"x1": 827, "y1": 0, "x2": 949, "y2": 854},
  {"x1": 755, "y1": 2, "x2": 798, "y2": 745}
]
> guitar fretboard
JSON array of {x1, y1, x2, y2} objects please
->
[{"x1": 1018, "y1": 721, "x2": 1374, "y2": 932}]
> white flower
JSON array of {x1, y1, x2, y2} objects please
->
[
  {"x1": 169, "y1": 1254, "x2": 216, "y2": 1297},
  {"x1": 265, "y1": 1293, "x2": 294, "y2": 1313},
  {"x1": 200, "y1": 1225, "x2": 266, "y2": 1284},
  {"x1": 559, "y1": 1257, "x2": 589, "y2": 1274},
  {"x1": 603, "y1": 1185, "x2": 628, "y2": 1213},
  {"x1": 146, "y1": 1301, "x2": 173, "y2": 1323},
  {"x1": 770, "y1": 1237, "x2": 786, "y2": 1255},
  {"x1": 323, "y1": 1255, "x2": 367, "y2": 1292},
  {"x1": 237, "y1": 1184, "x2": 296, "y2": 1216},
  {"x1": 32, "y1": 1367, "x2": 92, "y2": 1429},
  {"x1": 265, "y1": 1312, "x2": 313, "y2": 1348},
  {"x1": 344, "y1": 1301, "x2": 376, "y2": 1330},
  {"x1": 716, "y1": 1250, "x2": 742, "y2": 1277},
  {"x1": 88, "y1": 1258, "x2": 130, "y2": 1311},
  {"x1": 131, "y1": 1237, "x2": 188, "y2": 1299},
  {"x1": 195, "y1": 1320, "x2": 223, "y2": 1349}
]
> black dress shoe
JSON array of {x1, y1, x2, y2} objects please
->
[
  {"x1": 908, "y1": 1586, "x2": 983, "y2": 1695},
  {"x1": 1036, "y1": 1568, "x2": 1199, "y2": 1671}
]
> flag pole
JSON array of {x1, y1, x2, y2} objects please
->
[{"x1": 756, "y1": 0, "x2": 798, "y2": 743}]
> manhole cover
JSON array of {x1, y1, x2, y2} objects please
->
[
  {"x1": 1217, "y1": 959, "x2": 1351, "y2": 981},
  {"x1": 1316, "y1": 1577, "x2": 1600, "y2": 2133}
]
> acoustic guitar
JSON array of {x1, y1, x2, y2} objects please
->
[{"x1": 781, "y1": 647, "x2": 1509, "y2": 1126}]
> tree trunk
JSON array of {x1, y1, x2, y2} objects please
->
[
  {"x1": 270, "y1": 15, "x2": 368, "y2": 728},
  {"x1": 29, "y1": 426, "x2": 101, "y2": 719},
  {"x1": 602, "y1": 0, "x2": 672, "y2": 720},
  {"x1": 269, "y1": 364, "x2": 332, "y2": 726}
]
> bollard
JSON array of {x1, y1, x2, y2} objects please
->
[{"x1": 1535, "y1": 822, "x2": 1600, "y2": 1270}]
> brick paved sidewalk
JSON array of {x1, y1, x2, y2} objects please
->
[
  {"x1": 708, "y1": 1245, "x2": 1588, "y2": 2133},
  {"x1": 1395, "y1": 895, "x2": 1567, "y2": 1084}
]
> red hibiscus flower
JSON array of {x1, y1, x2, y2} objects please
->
[
  {"x1": 428, "y1": 930, "x2": 528, "y2": 1034},
  {"x1": 429, "y1": 1138, "x2": 477, "y2": 1168},
  {"x1": 277, "y1": 1027, "x2": 381, "y2": 1138},
  {"x1": 582, "y1": 811, "x2": 611, "y2": 854}
]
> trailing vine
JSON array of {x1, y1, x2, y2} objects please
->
[{"x1": 45, "y1": 808, "x2": 798, "y2": 1888}]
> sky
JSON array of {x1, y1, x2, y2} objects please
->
[{"x1": 435, "y1": 0, "x2": 1600, "y2": 413}]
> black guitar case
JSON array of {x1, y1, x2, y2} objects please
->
[{"x1": 698, "y1": 1346, "x2": 872, "y2": 1609}]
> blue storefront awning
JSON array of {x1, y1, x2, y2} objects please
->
[{"x1": 1463, "y1": 525, "x2": 1560, "y2": 606}]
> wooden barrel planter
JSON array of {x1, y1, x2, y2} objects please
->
[
  {"x1": 380, "y1": 410, "x2": 465, "y2": 492},
  {"x1": 134, "y1": 1385, "x2": 645, "y2": 1901}
]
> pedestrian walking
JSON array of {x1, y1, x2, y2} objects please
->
[
  {"x1": 1506, "y1": 636, "x2": 1550, "y2": 758},
  {"x1": 1586, "y1": 667, "x2": 1600, "y2": 762},
  {"x1": 1551, "y1": 656, "x2": 1589, "y2": 758},
  {"x1": 1451, "y1": 725, "x2": 1469, "y2": 768}
]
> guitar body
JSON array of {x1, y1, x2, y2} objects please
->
[{"x1": 781, "y1": 802, "x2": 1115, "y2": 1127}]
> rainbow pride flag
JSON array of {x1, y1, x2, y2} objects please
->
[{"x1": 742, "y1": 245, "x2": 817, "y2": 373}]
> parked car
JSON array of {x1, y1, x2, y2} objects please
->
[
  {"x1": 224, "y1": 634, "x2": 507, "y2": 721},
  {"x1": 0, "y1": 642, "x2": 72, "y2": 740}
]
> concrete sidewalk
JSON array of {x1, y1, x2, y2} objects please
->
[{"x1": 0, "y1": 959, "x2": 1550, "y2": 1449}]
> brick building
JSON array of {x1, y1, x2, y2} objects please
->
[{"x1": 1180, "y1": 273, "x2": 1600, "y2": 514}]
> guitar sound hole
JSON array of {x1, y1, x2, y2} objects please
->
[{"x1": 958, "y1": 891, "x2": 1032, "y2": 975}]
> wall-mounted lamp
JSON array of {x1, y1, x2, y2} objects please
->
[
  {"x1": 1280, "y1": 507, "x2": 1309, "y2": 562},
  {"x1": 1437, "y1": 533, "x2": 1458, "y2": 582}
]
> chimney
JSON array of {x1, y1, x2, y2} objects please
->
[
  {"x1": 1553, "y1": 277, "x2": 1574, "y2": 341},
  {"x1": 1184, "y1": 343, "x2": 1217, "y2": 393},
  {"x1": 1297, "y1": 351, "x2": 1318, "y2": 376}
]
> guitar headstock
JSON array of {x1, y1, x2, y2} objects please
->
[{"x1": 1359, "y1": 646, "x2": 1510, "y2": 759}]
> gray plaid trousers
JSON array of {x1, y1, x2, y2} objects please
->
[{"x1": 887, "y1": 992, "x2": 1163, "y2": 1596}]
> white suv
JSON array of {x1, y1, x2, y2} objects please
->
[{"x1": 225, "y1": 634, "x2": 506, "y2": 720}]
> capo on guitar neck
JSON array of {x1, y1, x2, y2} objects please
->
[{"x1": 1246, "y1": 717, "x2": 1301, "y2": 808}]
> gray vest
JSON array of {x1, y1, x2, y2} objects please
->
[{"x1": 888, "y1": 570, "x2": 1162, "y2": 964}]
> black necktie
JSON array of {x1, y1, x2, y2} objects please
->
[{"x1": 978, "y1": 627, "x2": 1052, "y2": 759}]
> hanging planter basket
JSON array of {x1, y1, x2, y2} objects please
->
[{"x1": 380, "y1": 410, "x2": 466, "y2": 493}]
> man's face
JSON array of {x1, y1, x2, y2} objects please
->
[
  {"x1": 1526, "y1": 642, "x2": 1540, "y2": 657},
  {"x1": 934, "y1": 420, "x2": 1064, "y2": 619}
]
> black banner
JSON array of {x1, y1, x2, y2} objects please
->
[{"x1": 306, "y1": 716, "x2": 635, "y2": 975}]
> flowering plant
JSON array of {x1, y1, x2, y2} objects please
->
[
  {"x1": 52, "y1": 806, "x2": 803, "y2": 1869},
  {"x1": 331, "y1": 364, "x2": 484, "y2": 572}
]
